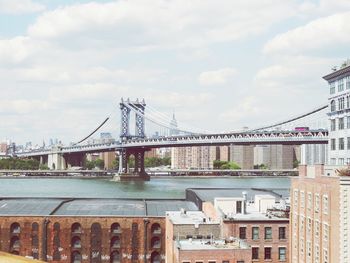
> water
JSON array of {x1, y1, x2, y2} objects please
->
[{"x1": 0, "y1": 177, "x2": 290, "y2": 199}]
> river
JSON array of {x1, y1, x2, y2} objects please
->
[{"x1": 0, "y1": 177, "x2": 290, "y2": 199}]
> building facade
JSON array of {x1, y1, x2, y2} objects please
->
[{"x1": 323, "y1": 63, "x2": 350, "y2": 165}]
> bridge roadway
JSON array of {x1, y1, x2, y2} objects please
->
[{"x1": 16, "y1": 129, "x2": 328, "y2": 158}]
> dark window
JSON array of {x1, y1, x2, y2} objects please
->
[
  {"x1": 110, "y1": 251, "x2": 120, "y2": 263},
  {"x1": 237, "y1": 261, "x2": 245, "y2": 263},
  {"x1": 10, "y1": 223, "x2": 20, "y2": 234},
  {"x1": 331, "y1": 100, "x2": 336, "y2": 112},
  {"x1": 151, "y1": 223, "x2": 161, "y2": 234},
  {"x1": 252, "y1": 227, "x2": 259, "y2": 240},
  {"x1": 151, "y1": 251, "x2": 161, "y2": 263},
  {"x1": 239, "y1": 227, "x2": 246, "y2": 239},
  {"x1": 252, "y1": 247, "x2": 259, "y2": 259},
  {"x1": 265, "y1": 227, "x2": 272, "y2": 240},
  {"x1": 71, "y1": 223, "x2": 82, "y2": 234},
  {"x1": 32, "y1": 222, "x2": 39, "y2": 232},
  {"x1": 264, "y1": 247, "x2": 272, "y2": 260},
  {"x1": 111, "y1": 236, "x2": 121, "y2": 248},
  {"x1": 151, "y1": 236, "x2": 161, "y2": 249},
  {"x1": 71, "y1": 237, "x2": 81, "y2": 249},
  {"x1": 71, "y1": 251, "x2": 82, "y2": 263},
  {"x1": 10, "y1": 236, "x2": 20, "y2": 250},
  {"x1": 111, "y1": 223, "x2": 121, "y2": 234},
  {"x1": 279, "y1": 227, "x2": 286, "y2": 239},
  {"x1": 222, "y1": 261, "x2": 229, "y2": 263},
  {"x1": 236, "y1": 201, "x2": 242, "y2": 213}
]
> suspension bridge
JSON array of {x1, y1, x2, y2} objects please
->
[{"x1": 16, "y1": 99, "x2": 329, "y2": 180}]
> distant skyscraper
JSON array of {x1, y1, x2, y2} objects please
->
[{"x1": 169, "y1": 113, "x2": 178, "y2": 136}]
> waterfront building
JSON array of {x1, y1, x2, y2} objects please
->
[
  {"x1": 324, "y1": 62, "x2": 350, "y2": 165},
  {"x1": 171, "y1": 146, "x2": 211, "y2": 169},
  {"x1": 290, "y1": 61, "x2": 350, "y2": 263},
  {"x1": 230, "y1": 145, "x2": 254, "y2": 169},
  {"x1": 165, "y1": 211, "x2": 250, "y2": 263},
  {"x1": 186, "y1": 188, "x2": 290, "y2": 263}
]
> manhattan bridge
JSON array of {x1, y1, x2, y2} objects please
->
[{"x1": 16, "y1": 99, "x2": 329, "y2": 180}]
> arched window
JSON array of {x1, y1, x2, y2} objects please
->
[
  {"x1": 151, "y1": 251, "x2": 161, "y2": 263},
  {"x1": 53, "y1": 222, "x2": 60, "y2": 232},
  {"x1": 10, "y1": 223, "x2": 20, "y2": 234},
  {"x1": 331, "y1": 100, "x2": 336, "y2": 112},
  {"x1": 151, "y1": 236, "x2": 161, "y2": 249},
  {"x1": 32, "y1": 222, "x2": 39, "y2": 232},
  {"x1": 71, "y1": 251, "x2": 82, "y2": 263},
  {"x1": 110, "y1": 236, "x2": 120, "y2": 248},
  {"x1": 151, "y1": 223, "x2": 161, "y2": 234},
  {"x1": 111, "y1": 223, "x2": 121, "y2": 234},
  {"x1": 71, "y1": 223, "x2": 82, "y2": 234},
  {"x1": 110, "y1": 251, "x2": 120, "y2": 263},
  {"x1": 71, "y1": 236, "x2": 81, "y2": 249},
  {"x1": 10, "y1": 236, "x2": 20, "y2": 249}
]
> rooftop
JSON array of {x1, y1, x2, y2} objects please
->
[
  {"x1": 167, "y1": 210, "x2": 218, "y2": 225},
  {"x1": 176, "y1": 238, "x2": 249, "y2": 250},
  {"x1": 0, "y1": 198, "x2": 198, "y2": 217}
]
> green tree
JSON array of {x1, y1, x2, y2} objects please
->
[{"x1": 94, "y1": 159, "x2": 105, "y2": 170}]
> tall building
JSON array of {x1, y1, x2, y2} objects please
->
[
  {"x1": 230, "y1": 145, "x2": 254, "y2": 169},
  {"x1": 171, "y1": 146, "x2": 211, "y2": 169},
  {"x1": 254, "y1": 145, "x2": 270, "y2": 166},
  {"x1": 269, "y1": 145, "x2": 295, "y2": 169},
  {"x1": 300, "y1": 144, "x2": 327, "y2": 165},
  {"x1": 290, "y1": 61, "x2": 350, "y2": 263},
  {"x1": 324, "y1": 62, "x2": 350, "y2": 165}
]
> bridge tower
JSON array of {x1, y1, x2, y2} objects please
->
[{"x1": 118, "y1": 98, "x2": 149, "y2": 180}]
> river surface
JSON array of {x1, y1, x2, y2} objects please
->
[{"x1": 0, "y1": 177, "x2": 291, "y2": 199}]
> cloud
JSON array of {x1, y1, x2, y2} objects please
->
[
  {"x1": 198, "y1": 68, "x2": 237, "y2": 86},
  {"x1": 25, "y1": 0, "x2": 298, "y2": 49},
  {"x1": 0, "y1": 0, "x2": 44, "y2": 14},
  {"x1": 263, "y1": 11, "x2": 350, "y2": 55}
]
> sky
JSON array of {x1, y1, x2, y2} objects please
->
[{"x1": 0, "y1": 0, "x2": 349, "y2": 145}]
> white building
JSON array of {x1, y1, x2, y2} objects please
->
[{"x1": 323, "y1": 62, "x2": 350, "y2": 165}]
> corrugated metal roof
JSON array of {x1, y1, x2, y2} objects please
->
[{"x1": 0, "y1": 199, "x2": 64, "y2": 216}]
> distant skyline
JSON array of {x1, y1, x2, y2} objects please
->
[{"x1": 0, "y1": 0, "x2": 349, "y2": 145}]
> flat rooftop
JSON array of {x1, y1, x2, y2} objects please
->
[
  {"x1": 177, "y1": 238, "x2": 249, "y2": 250},
  {"x1": 188, "y1": 188, "x2": 289, "y2": 203},
  {"x1": 0, "y1": 198, "x2": 198, "y2": 217},
  {"x1": 167, "y1": 210, "x2": 219, "y2": 225}
]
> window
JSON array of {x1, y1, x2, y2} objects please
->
[
  {"x1": 331, "y1": 119, "x2": 336, "y2": 131},
  {"x1": 339, "y1": 138, "x2": 345, "y2": 150},
  {"x1": 300, "y1": 191, "x2": 305, "y2": 208},
  {"x1": 330, "y1": 100, "x2": 336, "y2": 112},
  {"x1": 339, "y1": 97, "x2": 345, "y2": 110},
  {"x1": 331, "y1": 139, "x2": 336, "y2": 150},
  {"x1": 331, "y1": 158, "x2": 336, "y2": 165},
  {"x1": 279, "y1": 247, "x2": 286, "y2": 261},
  {"x1": 307, "y1": 192, "x2": 312, "y2": 211},
  {"x1": 208, "y1": 261, "x2": 216, "y2": 263},
  {"x1": 151, "y1": 223, "x2": 161, "y2": 234},
  {"x1": 347, "y1": 76, "x2": 350, "y2": 89},
  {"x1": 237, "y1": 261, "x2": 245, "y2": 263},
  {"x1": 339, "y1": 158, "x2": 345, "y2": 165},
  {"x1": 279, "y1": 227, "x2": 286, "y2": 239},
  {"x1": 330, "y1": 84, "x2": 335, "y2": 94},
  {"x1": 348, "y1": 117, "x2": 350, "y2": 129},
  {"x1": 339, "y1": 118, "x2": 345, "y2": 129},
  {"x1": 239, "y1": 227, "x2": 246, "y2": 239},
  {"x1": 236, "y1": 201, "x2": 242, "y2": 214},
  {"x1": 265, "y1": 227, "x2": 272, "y2": 240},
  {"x1": 347, "y1": 96, "x2": 350, "y2": 108},
  {"x1": 222, "y1": 261, "x2": 229, "y2": 263},
  {"x1": 315, "y1": 194, "x2": 320, "y2": 213},
  {"x1": 338, "y1": 79, "x2": 344, "y2": 92},
  {"x1": 315, "y1": 220, "x2": 320, "y2": 238},
  {"x1": 252, "y1": 247, "x2": 259, "y2": 259},
  {"x1": 252, "y1": 227, "x2": 259, "y2": 240},
  {"x1": 323, "y1": 195, "x2": 329, "y2": 215},
  {"x1": 264, "y1": 247, "x2": 272, "y2": 260}
]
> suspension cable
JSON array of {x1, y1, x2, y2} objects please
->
[{"x1": 72, "y1": 117, "x2": 110, "y2": 145}]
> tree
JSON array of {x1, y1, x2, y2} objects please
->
[{"x1": 94, "y1": 159, "x2": 105, "y2": 170}]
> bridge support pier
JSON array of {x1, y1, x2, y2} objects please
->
[
  {"x1": 48, "y1": 153, "x2": 66, "y2": 170},
  {"x1": 116, "y1": 148, "x2": 150, "y2": 181}
]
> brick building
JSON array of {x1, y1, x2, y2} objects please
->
[{"x1": 0, "y1": 198, "x2": 197, "y2": 263}]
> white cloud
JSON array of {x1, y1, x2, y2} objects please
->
[
  {"x1": 263, "y1": 12, "x2": 350, "y2": 55},
  {"x1": 198, "y1": 68, "x2": 237, "y2": 86},
  {"x1": 25, "y1": 0, "x2": 298, "y2": 48},
  {"x1": 0, "y1": 0, "x2": 44, "y2": 14}
]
